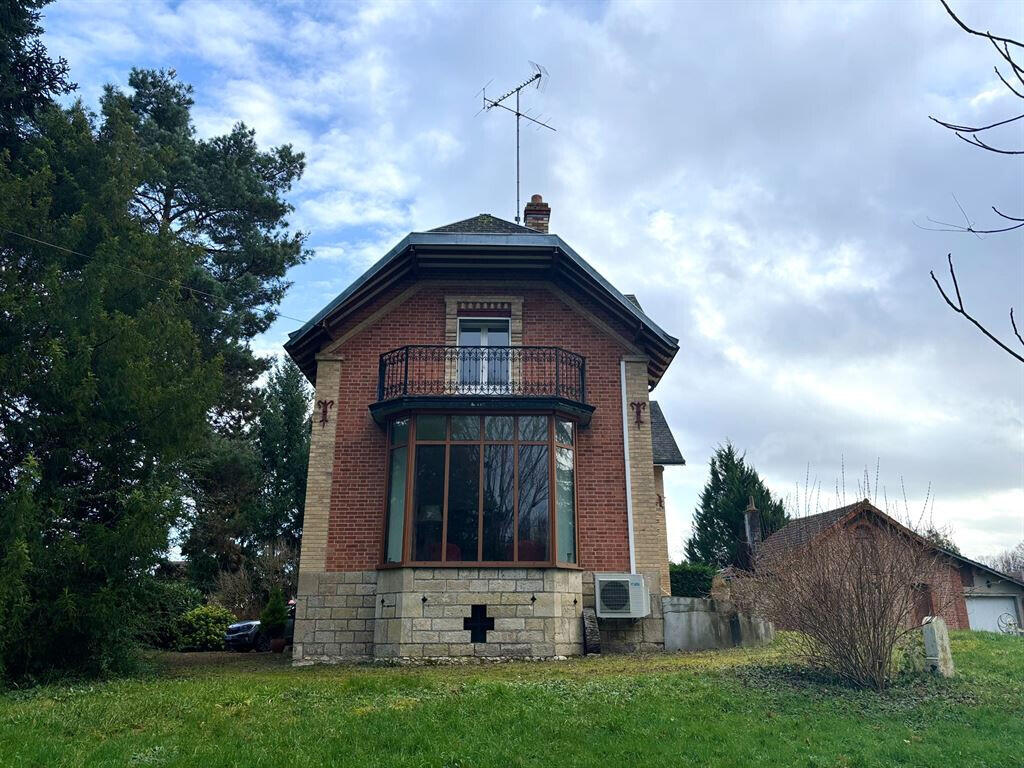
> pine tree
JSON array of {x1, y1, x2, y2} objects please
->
[{"x1": 684, "y1": 443, "x2": 787, "y2": 569}]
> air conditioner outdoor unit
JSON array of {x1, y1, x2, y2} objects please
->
[{"x1": 594, "y1": 573, "x2": 650, "y2": 619}]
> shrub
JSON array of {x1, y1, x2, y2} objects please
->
[
  {"x1": 136, "y1": 578, "x2": 203, "y2": 649},
  {"x1": 174, "y1": 605, "x2": 235, "y2": 652},
  {"x1": 732, "y1": 520, "x2": 953, "y2": 690},
  {"x1": 670, "y1": 563, "x2": 716, "y2": 597},
  {"x1": 260, "y1": 586, "x2": 288, "y2": 639}
]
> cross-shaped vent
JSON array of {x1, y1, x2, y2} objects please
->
[{"x1": 463, "y1": 604, "x2": 495, "y2": 643}]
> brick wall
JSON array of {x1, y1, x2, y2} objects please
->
[
  {"x1": 929, "y1": 559, "x2": 969, "y2": 630},
  {"x1": 316, "y1": 279, "x2": 646, "y2": 574}
]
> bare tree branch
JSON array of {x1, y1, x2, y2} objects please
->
[
  {"x1": 940, "y1": 0, "x2": 1023, "y2": 50},
  {"x1": 954, "y1": 131, "x2": 1024, "y2": 155},
  {"x1": 928, "y1": 112, "x2": 1024, "y2": 134},
  {"x1": 930, "y1": 254, "x2": 1024, "y2": 364}
]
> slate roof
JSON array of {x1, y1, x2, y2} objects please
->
[
  {"x1": 650, "y1": 401, "x2": 685, "y2": 465},
  {"x1": 284, "y1": 214, "x2": 680, "y2": 385},
  {"x1": 428, "y1": 214, "x2": 541, "y2": 235}
]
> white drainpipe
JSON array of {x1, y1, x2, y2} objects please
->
[{"x1": 620, "y1": 359, "x2": 637, "y2": 574}]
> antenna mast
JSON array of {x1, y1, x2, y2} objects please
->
[{"x1": 480, "y1": 62, "x2": 555, "y2": 222}]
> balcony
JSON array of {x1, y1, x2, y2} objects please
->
[{"x1": 371, "y1": 345, "x2": 594, "y2": 426}]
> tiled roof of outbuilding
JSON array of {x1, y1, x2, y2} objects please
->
[
  {"x1": 650, "y1": 401, "x2": 685, "y2": 465},
  {"x1": 758, "y1": 501, "x2": 867, "y2": 561},
  {"x1": 428, "y1": 214, "x2": 541, "y2": 235}
]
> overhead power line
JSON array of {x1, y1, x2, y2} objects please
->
[{"x1": 1, "y1": 227, "x2": 308, "y2": 326}]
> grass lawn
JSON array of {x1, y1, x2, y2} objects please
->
[{"x1": 0, "y1": 631, "x2": 1021, "y2": 767}]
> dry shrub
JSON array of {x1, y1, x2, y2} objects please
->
[
  {"x1": 732, "y1": 522, "x2": 953, "y2": 690},
  {"x1": 212, "y1": 568, "x2": 260, "y2": 619},
  {"x1": 211, "y1": 541, "x2": 297, "y2": 619}
]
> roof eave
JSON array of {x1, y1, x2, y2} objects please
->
[{"x1": 285, "y1": 232, "x2": 681, "y2": 384}]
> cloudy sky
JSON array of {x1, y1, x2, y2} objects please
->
[{"x1": 42, "y1": 0, "x2": 1022, "y2": 560}]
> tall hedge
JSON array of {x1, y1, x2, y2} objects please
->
[{"x1": 669, "y1": 563, "x2": 716, "y2": 598}]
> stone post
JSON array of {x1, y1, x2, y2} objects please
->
[{"x1": 922, "y1": 616, "x2": 954, "y2": 677}]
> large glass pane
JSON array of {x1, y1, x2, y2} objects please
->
[
  {"x1": 412, "y1": 445, "x2": 445, "y2": 561},
  {"x1": 384, "y1": 447, "x2": 407, "y2": 563},
  {"x1": 484, "y1": 415, "x2": 514, "y2": 441},
  {"x1": 451, "y1": 415, "x2": 480, "y2": 441},
  {"x1": 485, "y1": 324, "x2": 510, "y2": 388},
  {"x1": 555, "y1": 447, "x2": 576, "y2": 564},
  {"x1": 446, "y1": 445, "x2": 480, "y2": 561},
  {"x1": 517, "y1": 445, "x2": 550, "y2": 561},
  {"x1": 482, "y1": 444, "x2": 514, "y2": 561},
  {"x1": 390, "y1": 417, "x2": 409, "y2": 446},
  {"x1": 416, "y1": 414, "x2": 446, "y2": 441},
  {"x1": 555, "y1": 419, "x2": 573, "y2": 446},
  {"x1": 458, "y1": 323, "x2": 482, "y2": 388},
  {"x1": 518, "y1": 415, "x2": 548, "y2": 442}
]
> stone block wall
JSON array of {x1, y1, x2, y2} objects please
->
[
  {"x1": 292, "y1": 571, "x2": 377, "y2": 663},
  {"x1": 583, "y1": 569, "x2": 666, "y2": 652},
  {"x1": 375, "y1": 567, "x2": 583, "y2": 658}
]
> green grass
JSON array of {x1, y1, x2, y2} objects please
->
[{"x1": 1, "y1": 632, "x2": 1021, "y2": 767}]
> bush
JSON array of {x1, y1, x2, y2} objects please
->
[
  {"x1": 732, "y1": 520, "x2": 951, "y2": 690},
  {"x1": 260, "y1": 586, "x2": 288, "y2": 639},
  {"x1": 135, "y1": 578, "x2": 203, "y2": 649},
  {"x1": 670, "y1": 563, "x2": 716, "y2": 597},
  {"x1": 173, "y1": 605, "x2": 235, "y2": 652}
]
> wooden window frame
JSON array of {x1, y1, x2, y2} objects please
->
[{"x1": 378, "y1": 413, "x2": 580, "y2": 569}]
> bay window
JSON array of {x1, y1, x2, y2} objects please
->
[{"x1": 383, "y1": 414, "x2": 577, "y2": 566}]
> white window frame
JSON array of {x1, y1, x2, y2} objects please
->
[{"x1": 457, "y1": 317, "x2": 511, "y2": 392}]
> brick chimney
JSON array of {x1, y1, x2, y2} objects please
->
[
  {"x1": 743, "y1": 496, "x2": 761, "y2": 561},
  {"x1": 523, "y1": 194, "x2": 550, "y2": 233}
]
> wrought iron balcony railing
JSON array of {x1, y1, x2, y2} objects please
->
[{"x1": 376, "y1": 345, "x2": 587, "y2": 404}]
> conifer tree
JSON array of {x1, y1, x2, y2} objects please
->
[{"x1": 685, "y1": 443, "x2": 787, "y2": 569}]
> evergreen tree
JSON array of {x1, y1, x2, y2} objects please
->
[
  {"x1": 254, "y1": 357, "x2": 311, "y2": 550},
  {"x1": 0, "y1": 0, "x2": 75, "y2": 151},
  {"x1": 0, "y1": 16, "x2": 306, "y2": 677},
  {"x1": 99, "y1": 69, "x2": 308, "y2": 427},
  {"x1": 923, "y1": 527, "x2": 960, "y2": 554},
  {"x1": 685, "y1": 443, "x2": 787, "y2": 569},
  {"x1": 0, "y1": 101, "x2": 221, "y2": 677}
]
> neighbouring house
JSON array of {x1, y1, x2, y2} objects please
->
[
  {"x1": 757, "y1": 499, "x2": 1024, "y2": 633},
  {"x1": 284, "y1": 196, "x2": 684, "y2": 662},
  {"x1": 953, "y1": 552, "x2": 1024, "y2": 633}
]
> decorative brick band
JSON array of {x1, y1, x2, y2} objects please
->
[{"x1": 445, "y1": 295, "x2": 524, "y2": 347}]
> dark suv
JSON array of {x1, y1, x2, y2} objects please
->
[{"x1": 224, "y1": 601, "x2": 295, "y2": 652}]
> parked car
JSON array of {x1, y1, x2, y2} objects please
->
[{"x1": 224, "y1": 600, "x2": 296, "y2": 652}]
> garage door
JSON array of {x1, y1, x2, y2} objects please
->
[{"x1": 966, "y1": 596, "x2": 1019, "y2": 632}]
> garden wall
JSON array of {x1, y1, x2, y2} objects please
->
[{"x1": 661, "y1": 597, "x2": 774, "y2": 652}]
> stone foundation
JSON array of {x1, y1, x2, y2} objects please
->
[
  {"x1": 374, "y1": 567, "x2": 582, "y2": 658},
  {"x1": 292, "y1": 570, "x2": 377, "y2": 663},
  {"x1": 293, "y1": 567, "x2": 667, "y2": 663}
]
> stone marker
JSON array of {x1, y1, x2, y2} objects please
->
[{"x1": 922, "y1": 616, "x2": 954, "y2": 677}]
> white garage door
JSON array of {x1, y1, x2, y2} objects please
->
[{"x1": 966, "y1": 596, "x2": 1019, "y2": 632}]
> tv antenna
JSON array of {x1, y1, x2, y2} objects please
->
[{"x1": 478, "y1": 62, "x2": 555, "y2": 223}]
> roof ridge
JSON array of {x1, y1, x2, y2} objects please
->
[{"x1": 427, "y1": 213, "x2": 541, "y2": 235}]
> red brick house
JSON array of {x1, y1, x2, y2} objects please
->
[{"x1": 284, "y1": 197, "x2": 684, "y2": 662}]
